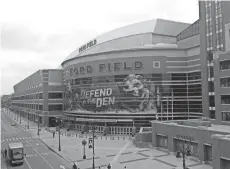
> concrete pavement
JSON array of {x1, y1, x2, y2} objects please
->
[
  {"x1": 1, "y1": 108, "x2": 73, "y2": 169},
  {"x1": 5, "y1": 109, "x2": 213, "y2": 169}
]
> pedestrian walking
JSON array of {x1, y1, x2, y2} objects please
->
[
  {"x1": 4, "y1": 149, "x2": 7, "y2": 158},
  {"x1": 72, "y1": 163, "x2": 77, "y2": 169},
  {"x1": 53, "y1": 131, "x2": 55, "y2": 138}
]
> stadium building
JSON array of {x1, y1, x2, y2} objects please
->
[{"x1": 61, "y1": 18, "x2": 203, "y2": 134}]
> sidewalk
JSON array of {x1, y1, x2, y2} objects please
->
[
  {"x1": 5, "y1": 110, "x2": 213, "y2": 169},
  {"x1": 7, "y1": 110, "x2": 40, "y2": 130}
]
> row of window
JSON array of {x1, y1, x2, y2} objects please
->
[
  {"x1": 177, "y1": 20, "x2": 200, "y2": 41},
  {"x1": 48, "y1": 93, "x2": 63, "y2": 99},
  {"x1": 65, "y1": 73, "x2": 202, "y2": 86},
  {"x1": 12, "y1": 103, "x2": 43, "y2": 110},
  {"x1": 48, "y1": 104, "x2": 63, "y2": 111},
  {"x1": 11, "y1": 103, "x2": 63, "y2": 111},
  {"x1": 12, "y1": 93, "x2": 43, "y2": 100},
  {"x1": 11, "y1": 92, "x2": 63, "y2": 101}
]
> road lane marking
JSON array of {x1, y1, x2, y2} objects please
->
[
  {"x1": 26, "y1": 141, "x2": 54, "y2": 169},
  {"x1": 110, "y1": 141, "x2": 131, "y2": 164},
  {"x1": 25, "y1": 157, "x2": 33, "y2": 169}
]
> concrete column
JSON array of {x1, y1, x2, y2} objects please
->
[
  {"x1": 211, "y1": 134, "x2": 221, "y2": 169},
  {"x1": 167, "y1": 126, "x2": 174, "y2": 152},
  {"x1": 151, "y1": 121, "x2": 157, "y2": 147},
  {"x1": 213, "y1": 56, "x2": 222, "y2": 123}
]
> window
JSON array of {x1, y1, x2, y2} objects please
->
[
  {"x1": 208, "y1": 81, "x2": 215, "y2": 92},
  {"x1": 81, "y1": 77, "x2": 92, "y2": 84},
  {"x1": 171, "y1": 73, "x2": 187, "y2": 81},
  {"x1": 210, "y1": 110, "x2": 216, "y2": 119},
  {"x1": 39, "y1": 105, "x2": 43, "y2": 110},
  {"x1": 222, "y1": 112, "x2": 230, "y2": 121},
  {"x1": 221, "y1": 95, "x2": 230, "y2": 104},
  {"x1": 74, "y1": 79, "x2": 80, "y2": 85},
  {"x1": 48, "y1": 104, "x2": 63, "y2": 111},
  {"x1": 209, "y1": 96, "x2": 215, "y2": 107},
  {"x1": 188, "y1": 84, "x2": 202, "y2": 97},
  {"x1": 209, "y1": 66, "x2": 214, "y2": 78},
  {"x1": 48, "y1": 92, "x2": 63, "y2": 99},
  {"x1": 220, "y1": 60, "x2": 230, "y2": 70},
  {"x1": 39, "y1": 93, "x2": 43, "y2": 99},
  {"x1": 220, "y1": 77, "x2": 230, "y2": 87}
]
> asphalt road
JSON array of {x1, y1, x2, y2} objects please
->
[{"x1": 1, "y1": 109, "x2": 72, "y2": 169}]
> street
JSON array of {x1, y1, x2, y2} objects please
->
[{"x1": 1, "y1": 109, "x2": 72, "y2": 169}]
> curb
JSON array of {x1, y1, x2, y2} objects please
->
[{"x1": 39, "y1": 138, "x2": 73, "y2": 165}]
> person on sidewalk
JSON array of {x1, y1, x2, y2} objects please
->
[
  {"x1": 72, "y1": 163, "x2": 77, "y2": 169},
  {"x1": 4, "y1": 149, "x2": 7, "y2": 158},
  {"x1": 53, "y1": 131, "x2": 55, "y2": 138}
]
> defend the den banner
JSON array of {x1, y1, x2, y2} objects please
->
[
  {"x1": 65, "y1": 74, "x2": 161, "y2": 114},
  {"x1": 80, "y1": 88, "x2": 115, "y2": 108}
]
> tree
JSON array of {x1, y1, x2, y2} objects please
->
[
  {"x1": 82, "y1": 139, "x2": 87, "y2": 159},
  {"x1": 177, "y1": 141, "x2": 191, "y2": 169}
]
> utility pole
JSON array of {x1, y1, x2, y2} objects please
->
[
  {"x1": 171, "y1": 89, "x2": 174, "y2": 120},
  {"x1": 37, "y1": 111, "x2": 40, "y2": 136},
  {"x1": 92, "y1": 125, "x2": 95, "y2": 169},
  {"x1": 27, "y1": 109, "x2": 29, "y2": 129},
  {"x1": 58, "y1": 117, "x2": 62, "y2": 151},
  {"x1": 19, "y1": 108, "x2": 21, "y2": 124},
  {"x1": 167, "y1": 95, "x2": 169, "y2": 121}
]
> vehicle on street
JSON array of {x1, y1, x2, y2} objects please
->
[
  {"x1": 11, "y1": 122, "x2": 16, "y2": 126},
  {"x1": 8, "y1": 142, "x2": 24, "y2": 165}
]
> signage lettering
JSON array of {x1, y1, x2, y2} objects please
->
[
  {"x1": 66, "y1": 61, "x2": 144, "y2": 77},
  {"x1": 176, "y1": 135, "x2": 194, "y2": 141},
  {"x1": 114, "y1": 62, "x2": 121, "y2": 71},
  {"x1": 134, "y1": 61, "x2": 143, "y2": 69},
  {"x1": 124, "y1": 62, "x2": 132, "y2": 71},
  {"x1": 80, "y1": 88, "x2": 115, "y2": 108},
  {"x1": 79, "y1": 39, "x2": 97, "y2": 53}
]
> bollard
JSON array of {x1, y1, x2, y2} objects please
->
[
  {"x1": 118, "y1": 137, "x2": 119, "y2": 140},
  {"x1": 101, "y1": 136, "x2": 102, "y2": 140},
  {"x1": 76, "y1": 134, "x2": 77, "y2": 138}
]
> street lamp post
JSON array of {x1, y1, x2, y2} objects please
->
[
  {"x1": 82, "y1": 139, "x2": 87, "y2": 159},
  {"x1": 92, "y1": 125, "x2": 95, "y2": 169},
  {"x1": 37, "y1": 112, "x2": 40, "y2": 136},
  {"x1": 19, "y1": 108, "x2": 21, "y2": 124},
  {"x1": 27, "y1": 109, "x2": 30, "y2": 129},
  {"x1": 56, "y1": 117, "x2": 62, "y2": 151}
]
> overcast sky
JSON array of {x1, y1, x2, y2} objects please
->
[{"x1": 0, "y1": 0, "x2": 199, "y2": 95}]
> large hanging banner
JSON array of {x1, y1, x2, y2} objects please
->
[{"x1": 65, "y1": 74, "x2": 159, "y2": 113}]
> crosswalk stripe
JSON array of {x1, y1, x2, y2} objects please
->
[{"x1": 12, "y1": 138, "x2": 15, "y2": 140}]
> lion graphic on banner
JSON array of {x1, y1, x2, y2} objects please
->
[
  {"x1": 121, "y1": 74, "x2": 157, "y2": 113},
  {"x1": 65, "y1": 82, "x2": 82, "y2": 111}
]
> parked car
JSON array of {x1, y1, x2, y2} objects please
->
[{"x1": 11, "y1": 122, "x2": 16, "y2": 126}]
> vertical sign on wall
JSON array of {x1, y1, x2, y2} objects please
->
[{"x1": 156, "y1": 86, "x2": 160, "y2": 107}]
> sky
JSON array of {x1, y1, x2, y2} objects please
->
[{"x1": 0, "y1": 0, "x2": 199, "y2": 95}]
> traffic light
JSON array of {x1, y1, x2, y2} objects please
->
[{"x1": 88, "y1": 138, "x2": 93, "y2": 148}]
